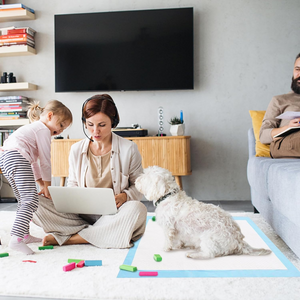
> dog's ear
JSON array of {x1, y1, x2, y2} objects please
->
[
  {"x1": 145, "y1": 173, "x2": 167, "y2": 200},
  {"x1": 136, "y1": 167, "x2": 168, "y2": 201}
]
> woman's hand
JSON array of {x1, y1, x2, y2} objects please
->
[{"x1": 115, "y1": 192, "x2": 127, "y2": 208}]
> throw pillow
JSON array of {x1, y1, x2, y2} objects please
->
[{"x1": 249, "y1": 110, "x2": 271, "y2": 157}]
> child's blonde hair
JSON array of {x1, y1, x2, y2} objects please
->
[{"x1": 27, "y1": 100, "x2": 73, "y2": 125}]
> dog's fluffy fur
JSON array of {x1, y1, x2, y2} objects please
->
[{"x1": 135, "y1": 166, "x2": 271, "y2": 259}]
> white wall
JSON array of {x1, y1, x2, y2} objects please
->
[{"x1": 1, "y1": 0, "x2": 299, "y2": 200}]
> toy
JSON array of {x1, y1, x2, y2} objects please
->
[
  {"x1": 153, "y1": 254, "x2": 162, "y2": 262},
  {"x1": 119, "y1": 264, "x2": 137, "y2": 272},
  {"x1": 139, "y1": 271, "x2": 158, "y2": 276},
  {"x1": 0, "y1": 252, "x2": 9, "y2": 258},
  {"x1": 68, "y1": 259, "x2": 83, "y2": 263},
  {"x1": 63, "y1": 262, "x2": 76, "y2": 272},
  {"x1": 77, "y1": 261, "x2": 85, "y2": 268},
  {"x1": 85, "y1": 260, "x2": 102, "y2": 266},
  {"x1": 38, "y1": 245, "x2": 53, "y2": 250},
  {"x1": 152, "y1": 216, "x2": 156, "y2": 221}
]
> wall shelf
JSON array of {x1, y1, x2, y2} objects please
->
[
  {"x1": 0, "y1": 9, "x2": 35, "y2": 22},
  {"x1": 0, "y1": 82, "x2": 37, "y2": 91},
  {"x1": 0, "y1": 45, "x2": 36, "y2": 56},
  {"x1": 0, "y1": 118, "x2": 29, "y2": 127}
]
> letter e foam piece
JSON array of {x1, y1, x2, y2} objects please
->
[
  {"x1": 119, "y1": 264, "x2": 137, "y2": 272},
  {"x1": 85, "y1": 260, "x2": 102, "y2": 266},
  {"x1": 139, "y1": 272, "x2": 158, "y2": 276},
  {"x1": 153, "y1": 254, "x2": 162, "y2": 262},
  {"x1": 63, "y1": 262, "x2": 76, "y2": 272},
  {"x1": 38, "y1": 245, "x2": 53, "y2": 250},
  {"x1": 77, "y1": 260, "x2": 85, "y2": 268}
]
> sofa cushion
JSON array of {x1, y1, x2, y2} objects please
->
[
  {"x1": 249, "y1": 110, "x2": 270, "y2": 157},
  {"x1": 268, "y1": 161, "x2": 300, "y2": 227},
  {"x1": 247, "y1": 156, "x2": 294, "y2": 200}
]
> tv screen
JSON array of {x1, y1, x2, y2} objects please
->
[{"x1": 55, "y1": 8, "x2": 194, "y2": 92}]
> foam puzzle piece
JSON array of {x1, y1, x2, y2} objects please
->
[
  {"x1": 38, "y1": 245, "x2": 53, "y2": 250},
  {"x1": 68, "y1": 259, "x2": 83, "y2": 263},
  {"x1": 119, "y1": 264, "x2": 137, "y2": 272},
  {"x1": 77, "y1": 260, "x2": 85, "y2": 268},
  {"x1": 153, "y1": 254, "x2": 162, "y2": 262},
  {"x1": 85, "y1": 260, "x2": 102, "y2": 266},
  {"x1": 63, "y1": 262, "x2": 76, "y2": 272},
  {"x1": 0, "y1": 252, "x2": 9, "y2": 258},
  {"x1": 139, "y1": 272, "x2": 158, "y2": 276}
]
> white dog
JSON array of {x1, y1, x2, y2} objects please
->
[{"x1": 135, "y1": 166, "x2": 271, "y2": 259}]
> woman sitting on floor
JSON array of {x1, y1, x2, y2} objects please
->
[{"x1": 33, "y1": 94, "x2": 147, "y2": 248}]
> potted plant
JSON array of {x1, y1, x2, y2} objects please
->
[{"x1": 168, "y1": 116, "x2": 185, "y2": 136}]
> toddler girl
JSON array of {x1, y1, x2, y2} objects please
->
[{"x1": 0, "y1": 100, "x2": 72, "y2": 254}]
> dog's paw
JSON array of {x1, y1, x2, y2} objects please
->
[{"x1": 163, "y1": 246, "x2": 172, "y2": 252}]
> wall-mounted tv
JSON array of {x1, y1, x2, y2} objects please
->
[{"x1": 55, "y1": 7, "x2": 194, "y2": 92}]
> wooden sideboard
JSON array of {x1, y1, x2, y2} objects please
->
[{"x1": 51, "y1": 135, "x2": 192, "y2": 189}]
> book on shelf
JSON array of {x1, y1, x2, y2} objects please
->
[
  {"x1": 0, "y1": 95, "x2": 28, "y2": 101},
  {"x1": 0, "y1": 105, "x2": 29, "y2": 112},
  {"x1": 0, "y1": 99, "x2": 29, "y2": 105},
  {"x1": 0, "y1": 7, "x2": 27, "y2": 12},
  {"x1": 7, "y1": 27, "x2": 35, "y2": 36},
  {"x1": 0, "y1": 36, "x2": 34, "y2": 43},
  {"x1": 0, "y1": 116, "x2": 19, "y2": 120},
  {"x1": 0, "y1": 33, "x2": 34, "y2": 40},
  {"x1": 0, "y1": 41, "x2": 35, "y2": 48},
  {"x1": 0, "y1": 111, "x2": 27, "y2": 117},
  {"x1": 0, "y1": 4, "x2": 35, "y2": 14},
  {"x1": 0, "y1": 27, "x2": 35, "y2": 36},
  {"x1": 0, "y1": 104, "x2": 28, "y2": 109}
]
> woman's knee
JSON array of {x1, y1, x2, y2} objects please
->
[{"x1": 122, "y1": 200, "x2": 147, "y2": 214}]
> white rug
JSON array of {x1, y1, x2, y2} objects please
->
[{"x1": 1, "y1": 211, "x2": 300, "y2": 300}]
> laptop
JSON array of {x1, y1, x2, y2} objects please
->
[{"x1": 48, "y1": 186, "x2": 118, "y2": 215}]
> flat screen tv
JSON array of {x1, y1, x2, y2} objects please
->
[{"x1": 55, "y1": 7, "x2": 194, "y2": 92}]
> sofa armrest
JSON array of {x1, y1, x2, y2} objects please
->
[{"x1": 248, "y1": 128, "x2": 256, "y2": 158}]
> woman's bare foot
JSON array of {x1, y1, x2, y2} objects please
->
[
  {"x1": 63, "y1": 234, "x2": 88, "y2": 245},
  {"x1": 43, "y1": 234, "x2": 58, "y2": 246}
]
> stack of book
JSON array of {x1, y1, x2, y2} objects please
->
[
  {"x1": 0, "y1": 96, "x2": 30, "y2": 120},
  {"x1": 0, "y1": 26, "x2": 36, "y2": 48},
  {"x1": 0, "y1": 3, "x2": 35, "y2": 14}
]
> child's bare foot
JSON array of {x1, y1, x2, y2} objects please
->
[{"x1": 43, "y1": 235, "x2": 58, "y2": 246}]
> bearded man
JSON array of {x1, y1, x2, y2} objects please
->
[{"x1": 260, "y1": 53, "x2": 300, "y2": 158}]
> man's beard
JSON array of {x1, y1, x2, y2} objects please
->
[{"x1": 291, "y1": 76, "x2": 300, "y2": 94}]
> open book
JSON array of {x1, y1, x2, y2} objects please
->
[
  {"x1": 274, "y1": 111, "x2": 300, "y2": 137},
  {"x1": 274, "y1": 126, "x2": 300, "y2": 138}
]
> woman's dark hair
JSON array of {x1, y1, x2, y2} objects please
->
[{"x1": 82, "y1": 94, "x2": 120, "y2": 128}]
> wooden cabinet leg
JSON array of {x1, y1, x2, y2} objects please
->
[
  {"x1": 60, "y1": 177, "x2": 66, "y2": 187},
  {"x1": 175, "y1": 176, "x2": 183, "y2": 190}
]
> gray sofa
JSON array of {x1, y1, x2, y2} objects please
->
[{"x1": 247, "y1": 128, "x2": 300, "y2": 258}]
